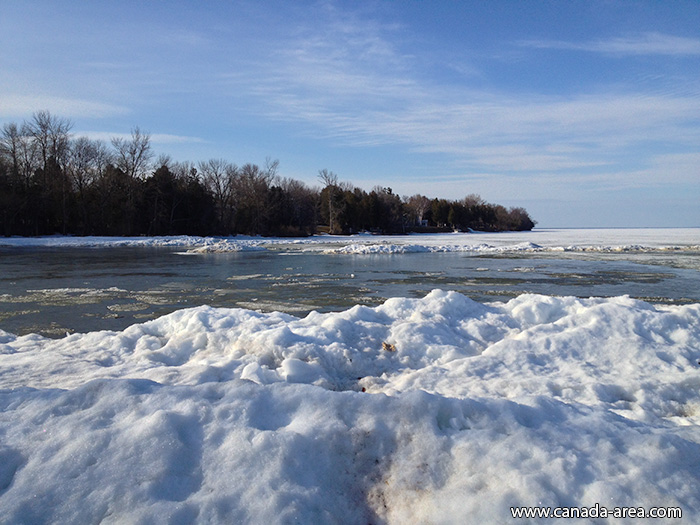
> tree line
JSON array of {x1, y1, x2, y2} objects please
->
[{"x1": 0, "y1": 111, "x2": 536, "y2": 237}]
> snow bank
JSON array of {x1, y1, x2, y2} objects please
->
[
  {"x1": 0, "y1": 235, "x2": 211, "y2": 248},
  {"x1": 321, "y1": 230, "x2": 700, "y2": 255},
  {"x1": 181, "y1": 240, "x2": 267, "y2": 253},
  {"x1": 2, "y1": 228, "x2": 698, "y2": 255},
  {"x1": 1, "y1": 291, "x2": 700, "y2": 523},
  {"x1": 324, "y1": 241, "x2": 544, "y2": 254},
  {"x1": 0, "y1": 235, "x2": 271, "y2": 252}
]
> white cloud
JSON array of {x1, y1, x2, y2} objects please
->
[
  {"x1": 77, "y1": 131, "x2": 205, "y2": 145},
  {"x1": 520, "y1": 32, "x2": 700, "y2": 56},
  {"x1": 252, "y1": 71, "x2": 700, "y2": 175},
  {"x1": 149, "y1": 134, "x2": 206, "y2": 145},
  {"x1": 222, "y1": 11, "x2": 700, "y2": 180},
  {"x1": 0, "y1": 94, "x2": 128, "y2": 119}
]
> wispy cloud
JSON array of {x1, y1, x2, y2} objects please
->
[
  {"x1": 217, "y1": 6, "x2": 699, "y2": 182},
  {"x1": 519, "y1": 32, "x2": 700, "y2": 56},
  {"x1": 240, "y1": 33, "x2": 700, "y2": 176},
  {"x1": 0, "y1": 94, "x2": 129, "y2": 119},
  {"x1": 149, "y1": 134, "x2": 206, "y2": 145},
  {"x1": 78, "y1": 131, "x2": 205, "y2": 145}
]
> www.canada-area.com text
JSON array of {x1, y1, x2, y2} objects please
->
[{"x1": 510, "y1": 503, "x2": 682, "y2": 519}]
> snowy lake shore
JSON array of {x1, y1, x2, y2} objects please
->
[
  {"x1": 1, "y1": 229, "x2": 699, "y2": 523},
  {"x1": 1, "y1": 227, "x2": 699, "y2": 253}
]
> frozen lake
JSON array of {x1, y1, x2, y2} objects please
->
[{"x1": 1, "y1": 229, "x2": 699, "y2": 336}]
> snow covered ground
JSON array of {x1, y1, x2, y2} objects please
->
[{"x1": 1, "y1": 289, "x2": 700, "y2": 523}]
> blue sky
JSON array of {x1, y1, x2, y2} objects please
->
[{"x1": 1, "y1": 0, "x2": 698, "y2": 227}]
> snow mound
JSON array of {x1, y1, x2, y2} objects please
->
[
  {"x1": 0, "y1": 235, "x2": 212, "y2": 248},
  {"x1": 183, "y1": 240, "x2": 267, "y2": 253},
  {"x1": 323, "y1": 239, "x2": 700, "y2": 255},
  {"x1": 326, "y1": 243, "x2": 432, "y2": 254},
  {"x1": 1, "y1": 291, "x2": 700, "y2": 523},
  {"x1": 324, "y1": 242, "x2": 548, "y2": 254},
  {"x1": 1, "y1": 229, "x2": 698, "y2": 255}
]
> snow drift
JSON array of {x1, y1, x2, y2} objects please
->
[
  {"x1": 1, "y1": 228, "x2": 698, "y2": 255},
  {"x1": 1, "y1": 291, "x2": 699, "y2": 523}
]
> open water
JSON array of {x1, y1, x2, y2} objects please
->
[{"x1": 1, "y1": 241, "x2": 699, "y2": 337}]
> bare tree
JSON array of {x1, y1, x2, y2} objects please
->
[
  {"x1": 279, "y1": 177, "x2": 318, "y2": 234},
  {"x1": 318, "y1": 168, "x2": 339, "y2": 233},
  {"x1": 405, "y1": 194, "x2": 431, "y2": 225},
  {"x1": 22, "y1": 111, "x2": 74, "y2": 233},
  {"x1": 0, "y1": 122, "x2": 39, "y2": 190},
  {"x1": 462, "y1": 193, "x2": 484, "y2": 207},
  {"x1": 170, "y1": 161, "x2": 198, "y2": 180},
  {"x1": 236, "y1": 163, "x2": 275, "y2": 234},
  {"x1": 26, "y1": 110, "x2": 73, "y2": 173},
  {"x1": 507, "y1": 207, "x2": 536, "y2": 231},
  {"x1": 264, "y1": 156, "x2": 279, "y2": 182},
  {"x1": 155, "y1": 153, "x2": 172, "y2": 170},
  {"x1": 107, "y1": 127, "x2": 152, "y2": 234},
  {"x1": 200, "y1": 158, "x2": 238, "y2": 231},
  {"x1": 318, "y1": 168, "x2": 338, "y2": 188},
  {"x1": 65, "y1": 137, "x2": 110, "y2": 233},
  {"x1": 0, "y1": 123, "x2": 21, "y2": 179},
  {"x1": 0, "y1": 122, "x2": 39, "y2": 234},
  {"x1": 67, "y1": 137, "x2": 111, "y2": 194},
  {"x1": 111, "y1": 127, "x2": 153, "y2": 179}
]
